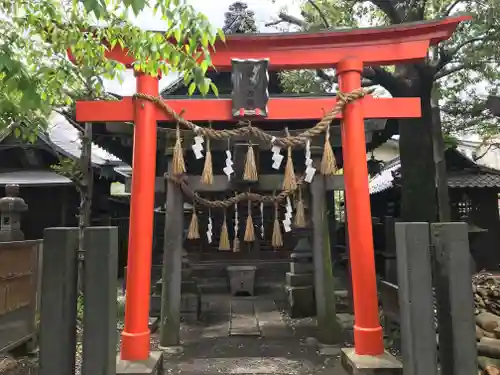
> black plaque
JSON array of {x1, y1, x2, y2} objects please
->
[{"x1": 232, "y1": 59, "x2": 269, "y2": 118}]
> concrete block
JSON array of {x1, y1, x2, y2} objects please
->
[
  {"x1": 318, "y1": 344, "x2": 341, "y2": 356},
  {"x1": 290, "y1": 262, "x2": 314, "y2": 274},
  {"x1": 116, "y1": 351, "x2": 163, "y2": 375},
  {"x1": 341, "y1": 348, "x2": 402, "y2": 375},
  {"x1": 285, "y1": 285, "x2": 315, "y2": 318},
  {"x1": 286, "y1": 272, "x2": 313, "y2": 287},
  {"x1": 158, "y1": 346, "x2": 183, "y2": 354}
]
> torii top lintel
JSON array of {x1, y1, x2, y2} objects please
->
[
  {"x1": 73, "y1": 15, "x2": 471, "y2": 123},
  {"x1": 96, "y1": 16, "x2": 470, "y2": 70}
]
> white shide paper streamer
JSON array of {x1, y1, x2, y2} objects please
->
[
  {"x1": 234, "y1": 202, "x2": 239, "y2": 239},
  {"x1": 270, "y1": 136, "x2": 283, "y2": 170},
  {"x1": 304, "y1": 139, "x2": 316, "y2": 183},
  {"x1": 282, "y1": 197, "x2": 293, "y2": 232},
  {"x1": 223, "y1": 149, "x2": 234, "y2": 180},
  {"x1": 206, "y1": 210, "x2": 213, "y2": 243},
  {"x1": 191, "y1": 135, "x2": 204, "y2": 160}
]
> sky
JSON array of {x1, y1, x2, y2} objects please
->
[{"x1": 103, "y1": 0, "x2": 302, "y2": 95}]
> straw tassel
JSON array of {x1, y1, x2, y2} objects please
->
[
  {"x1": 244, "y1": 200, "x2": 255, "y2": 242},
  {"x1": 282, "y1": 146, "x2": 297, "y2": 191},
  {"x1": 294, "y1": 187, "x2": 306, "y2": 228},
  {"x1": 219, "y1": 212, "x2": 231, "y2": 251},
  {"x1": 201, "y1": 137, "x2": 213, "y2": 185},
  {"x1": 187, "y1": 206, "x2": 200, "y2": 239},
  {"x1": 172, "y1": 123, "x2": 186, "y2": 176},
  {"x1": 272, "y1": 202, "x2": 283, "y2": 249},
  {"x1": 243, "y1": 143, "x2": 258, "y2": 182},
  {"x1": 320, "y1": 124, "x2": 337, "y2": 175}
]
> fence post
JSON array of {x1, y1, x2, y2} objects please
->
[
  {"x1": 431, "y1": 222, "x2": 477, "y2": 375},
  {"x1": 39, "y1": 228, "x2": 79, "y2": 375},
  {"x1": 82, "y1": 227, "x2": 119, "y2": 375},
  {"x1": 395, "y1": 223, "x2": 437, "y2": 375}
]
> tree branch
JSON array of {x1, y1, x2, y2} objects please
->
[
  {"x1": 266, "y1": 12, "x2": 307, "y2": 27},
  {"x1": 442, "y1": 0, "x2": 463, "y2": 16},
  {"x1": 437, "y1": 35, "x2": 490, "y2": 73},
  {"x1": 370, "y1": 0, "x2": 402, "y2": 23},
  {"x1": 268, "y1": 10, "x2": 406, "y2": 95},
  {"x1": 54, "y1": 108, "x2": 85, "y2": 132},
  {"x1": 435, "y1": 62, "x2": 485, "y2": 80},
  {"x1": 472, "y1": 143, "x2": 498, "y2": 162},
  {"x1": 307, "y1": 0, "x2": 330, "y2": 28}
]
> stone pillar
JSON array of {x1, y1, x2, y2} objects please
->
[
  {"x1": 82, "y1": 227, "x2": 119, "y2": 375},
  {"x1": 39, "y1": 228, "x2": 79, "y2": 375},
  {"x1": 284, "y1": 229, "x2": 315, "y2": 318},
  {"x1": 159, "y1": 165, "x2": 184, "y2": 347},
  {"x1": 310, "y1": 174, "x2": 342, "y2": 344},
  {"x1": 431, "y1": 222, "x2": 477, "y2": 375},
  {"x1": 0, "y1": 184, "x2": 28, "y2": 241}
]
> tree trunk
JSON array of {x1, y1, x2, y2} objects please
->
[
  {"x1": 431, "y1": 96, "x2": 451, "y2": 222},
  {"x1": 78, "y1": 122, "x2": 93, "y2": 292},
  {"x1": 397, "y1": 68, "x2": 437, "y2": 222}
]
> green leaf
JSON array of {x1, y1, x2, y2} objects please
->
[
  {"x1": 199, "y1": 78, "x2": 210, "y2": 96},
  {"x1": 217, "y1": 28, "x2": 226, "y2": 43},
  {"x1": 210, "y1": 82, "x2": 219, "y2": 97},
  {"x1": 188, "y1": 82, "x2": 196, "y2": 96},
  {"x1": 200, "y1": 60, "x2": 209, "y2": 74},
  {"x1": 174, "y1": 28, "x2": 182, "y2": 43},
  {"x1": 201, "y1": 33, "x2": 209, "y2": 48}
]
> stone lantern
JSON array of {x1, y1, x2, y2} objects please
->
[{"x1": 0, "y1": 184, "x2": 28, "y2": 241}]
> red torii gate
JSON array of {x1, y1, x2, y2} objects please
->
[{"x1": 72, "y1": 15, "x2": 469, "y2": 361}]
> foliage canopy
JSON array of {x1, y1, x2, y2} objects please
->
[
  {"x1": 274, "y1": 0, "x2": 500, "y2": 140},
  {"x1": 0, "y1": 0, "x2": 223, "y2": 140}
]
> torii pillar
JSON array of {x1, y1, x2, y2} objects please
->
[
  {"x1": 119, "y1": 72, "x2": 159, "y2": 360},
  {"x1": 71, "y1": 15, "x2": 470, "y2": 363}
]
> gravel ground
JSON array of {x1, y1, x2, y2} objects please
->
[{"x1": 1, "y1": 293, "x2": 382, "y2": 375}]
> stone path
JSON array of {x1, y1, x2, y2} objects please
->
[
  {"x1": 156, "y1": 295, "x2": 347, "y2": 375},
  {"x1": 229, "y1": 298, "x2": 260, "y2": 336}
]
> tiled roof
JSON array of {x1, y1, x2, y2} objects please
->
[
  {"x1": 369, "y1": 152, "x2": 500, "y2": 194},
  {"x1": 0, "y1": 170, "x2": 72, "y2": 186},
  {"x1": 369, "y1": 157, "x2": 401, "y2": 194},
  {"x1": 46, "y1": 112, "x2": 122, "y2": 166},
  {"x1": 447, "y1": 172, "x2": 500, "y2": 188}
]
